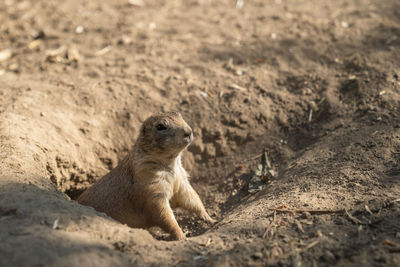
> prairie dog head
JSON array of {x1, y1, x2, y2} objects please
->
[{"x1": 136, "y1": 112, "x2": 193, "y2": 159}]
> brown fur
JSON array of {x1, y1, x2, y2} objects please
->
[{"x1": 78, "y1": 112, "x2": 215, "y2": 240}]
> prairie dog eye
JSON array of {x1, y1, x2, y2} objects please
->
[{"x1": 156, "y1": 124, "x2": 167, "y2": 131}]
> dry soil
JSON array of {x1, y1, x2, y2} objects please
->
[{"x1": 1, "y1": 0, "x2": 400, "y2": 266}]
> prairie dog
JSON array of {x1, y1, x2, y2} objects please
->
[{"x1": 78, "y1": 112, "x2": 215, "y2": 240}]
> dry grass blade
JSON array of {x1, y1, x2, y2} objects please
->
[
  {"x1": 295, "y1": 220, "x2": 304, "y2": 233},
  {"x1": 263, "y1": 210, "x2": 277, "y2": 239},
  {"x1": 365, "y1": 205, "x2": 373, "y2": 215},
  {"x1": 95, "y1": 46, "x2": 112, "y2": 56},
  {"x1": 263, "y1": 223, "x2": 274, "y2": 239},
  {"x1": 228, "y1": 83, "x2": 246, "y2": 91}
]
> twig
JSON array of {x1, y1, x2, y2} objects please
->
[
  {"x1": 269, "y1": 208, "x2": 345, "y2": 215},
  {"x1": 345, "y1": 209, "x2": 363, "y2": 224},
  {"x1": 287, "y1": 238, "x2": 321, "y2": 259},
  {"x1": 383, "y1": 239, "x2": 400, "y2": 252},
  {"x1": 382, "y1": 239, "x2": 400, "y2": 247},
  {"x1": 304, "y1": 239, "x2": 320, "y2": 250}
]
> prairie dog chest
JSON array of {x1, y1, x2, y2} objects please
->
[{"x1": 158, "y1": 157, "x2": 188, "y2": 198}]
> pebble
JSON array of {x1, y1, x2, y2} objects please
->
[
  {"x1": 75, "y1": 25, "x2": 84, "y2": 34},
  {"x1": 0, "y1": 49, "x2": 12, "y2": 61},
  {"x1": 251, "y1": 252, "x2": 263, "y2": 260},
  {"x1": 128, "y1": 0, "x2": 144, "y2": 6},
  {"x1": 235, "y1": 70, "x2": 244, "y2": 76},
  {"x1": 8, "y1": 63, "x2": 19, "y2": 73}
]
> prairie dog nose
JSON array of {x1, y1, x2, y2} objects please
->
[{"x1": 183, "y1": 127, "x2": 192, "y2": 138}]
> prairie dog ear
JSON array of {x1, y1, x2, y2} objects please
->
[{"x1": 170, "y1": 111, "x2": 182, "y2": 118}]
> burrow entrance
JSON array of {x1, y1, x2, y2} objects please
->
[{"x1": 44, "y1": 130, "x2": 289, "y2": 239}]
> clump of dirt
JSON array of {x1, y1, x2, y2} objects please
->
[{"x1": 1, "y1": 0, "x2": 400, "y2": 266}]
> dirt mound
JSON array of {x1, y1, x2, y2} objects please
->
[{"x1": 1, "y1": 0, "x2": 400, "y2": 266}]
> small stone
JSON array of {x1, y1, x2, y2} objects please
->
[
  {"x1": 31, "y1": 29, "x2": 45, "y2": 40},
  {"x1": 0, "y1": 49, "x2": 12, "y2": 61},
  {"x1": 117, "y1": 35, "x2": 132, "y2": 45},
  {"x1": 128, "y1": 0, "x2": 144, "y2": 6},
  {"x1": 75, "y1": 25, "x2": 84, "y2": 34},
  {"x1": 236, "y1": 0, "x2": 244, "y2": 9},
  {"x1": 8, "y1": 63, "x2": 19, "y2": 73},
  {"x1": 341, "y1": 21, "x2": 349, "y2": 28},
  {"x1": 235, "y1": 69, "x2": 244, "y2": 76},
  {"x1": 149, "y1": 22, "x2": 156, "y2": 30},
  {"x1": 28, "y1": 40, "x2": 42, "y2": 50},
  {"x1": 251, "y1": 252, "x2": 263, "y2": 260},
  {"x1": 302, "y1": 88, "x2": 312, "y2": 95}
]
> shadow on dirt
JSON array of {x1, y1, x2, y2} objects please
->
[
  {"x1": 0, "y1": 181, "x2": 141, "y2": 266},
  {"x1": 199, "y1": 2, "x2": 400, "y2": 69}
]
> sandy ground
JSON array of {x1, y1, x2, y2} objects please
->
[{"x1": 1, "y1": 0, "x2": 400, "y2": 266}]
